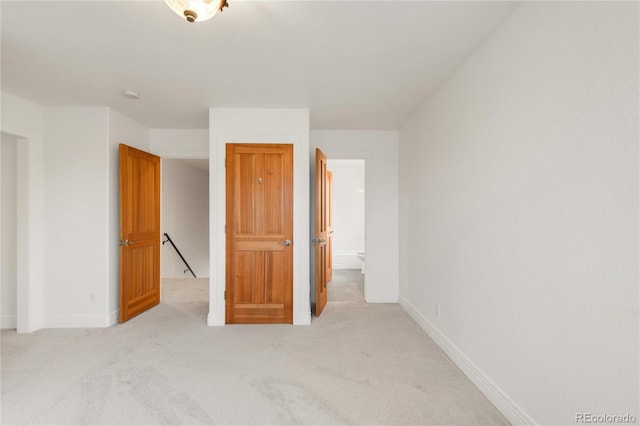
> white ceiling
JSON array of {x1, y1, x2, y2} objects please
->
[{"x1": 1, "y1": 1, "x2": 519, "y2": 130}]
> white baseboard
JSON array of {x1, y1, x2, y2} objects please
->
[
  {"x1": 1, "y1": 315, "x2": 17, "y2": 329},
  {"x1": 108, "y1": 310, "x2": 119, "y2": 326},
  {"x1": 365, "y1": 292, "x2": 399, "y2": 303},
  {"x1": 207, "y1": 312, "x2": 224, "y2": 326},
  {"x1": 294, "y1": 309, "x2": 312, "y2": 325},
  {"x1": 44, "y1": 314, "x2": 114, "y2": 328},
  {"x1": 399, "y1": 296, "x2": 535, "y2": 426}
]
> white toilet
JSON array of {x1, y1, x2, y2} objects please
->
[{"x1": 356, "y1": 251, "x2": 365, "y2": 274}]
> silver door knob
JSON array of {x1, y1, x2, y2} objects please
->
[{"x1": 283, "y1": 240, "x2": 292, "y2": 246}]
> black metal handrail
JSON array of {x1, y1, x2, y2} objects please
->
[{"x1": 162, "y1": 233, "x2": 197, "y2": 278}]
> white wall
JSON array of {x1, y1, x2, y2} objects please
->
[
  {"x1": 150, "y1": 129, "x2": 208, "y2": 159},
  {"x1": 43, "y1": 107, "x2": 111, "y2": 326},
  {"x1": 312, "y1": 130, "x2": 399, "y2": 303},
  {"x1": 1, "y1": 133, "x2": 18, "y2": 328},
  {"x1": 38, "y1": 107, "x2": 149, "y2": 327},
  {"x1": 2, "y1": 94, "x2": 161, "y2": 330},
  {"x1": 109, "y1": 109, "x2": 150, "y2": 322},
  {"x1": 1, "y1": 92, "x2": 45, "y2": 332},
  {"x1": 161, "y1": 159, "x2": 209, "y2": 278},
  {"x1": 209, "y1": 108, "x2": 310, "y2": 325},
  {"x1": 151, "y1": 129, "x2": 210, "y2": 280},
  {"x1": 398, "y1": 2, "x2": 639, "y2": 425},
  {"x1": 327, "y1": 159, "x2": 365, "y2": 270}
]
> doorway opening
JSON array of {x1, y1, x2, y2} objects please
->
[
  {"x1": 160, "y1": 158, "x2": 210, "y2": 318},
  {"x1": 1, "y1": 132, "x2": 19, "y2": 329},
  {"x1": 326, "y1": 159, "x2": 366, "y2": 303},
  {"x1": 1, "y1": 130, "x2": 31, "y2": 331}
]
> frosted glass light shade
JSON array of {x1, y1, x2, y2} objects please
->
[{"x1": 165, "y1": 0, "x2": 222, "y2": 23}]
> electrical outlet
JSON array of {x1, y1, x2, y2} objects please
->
[{"x1": 435, "y1": 303, "x2": 441, "y2": 317}]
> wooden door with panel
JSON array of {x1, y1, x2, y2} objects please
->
[
  {"x1": 119, "y1": 144, "x2": 161, "y2": 323},
  {"x1": 326, "y1": 169, "x2": 333, "y2": 284},
  {"x1": 315, "y1": 148, "x2": 329, "y2": 316},
  {"x1": 226, "y1": 143, "x2": 294, "y2": 324}
]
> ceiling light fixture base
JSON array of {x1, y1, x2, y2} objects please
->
[{"x1": 165, "y1": 0, "x2": 229, "y2": 23}]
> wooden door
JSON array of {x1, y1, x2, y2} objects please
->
[
  {"x1": 119, "y1": 144, "x2": 161, "y2": 322},
  {"x1": 226, "y1": 144, "x2": 293, "y2": 324},
  {"x1": 315, "y1": 148, "x2": 328, "y2": 316},
  {"x1": 326, "y1": 169, "x2": 333, "y2": 283}
]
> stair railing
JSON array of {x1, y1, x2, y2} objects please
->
[{"x1": 162, "y1": 233, "x2": 197, "y2": 278}]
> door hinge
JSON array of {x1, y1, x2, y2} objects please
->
[
  {"x1": 224, "y1": 291, "x2": 226, "y2": 300},
  {"x1": 225, "y1": 224, "x2": 227, "y2": 233}
]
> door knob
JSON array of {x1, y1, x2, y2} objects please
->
[{"x1": 283, "y1": 240, "x2": 292, "y2": 246}]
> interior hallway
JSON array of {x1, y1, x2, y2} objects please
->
[
  {"x1": 1, "y1": 274, "x2": 507, "y2": 425},
  {"x1": 327, "y1": 269, "x2": 364, "y2": 303}
]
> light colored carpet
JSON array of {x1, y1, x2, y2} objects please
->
[
  {"x1": 327, "y1": 269, "x2": 364, "y2": 303},
  {"x1": 1, "y1": 275, "x2": 509, "y2": 425}
]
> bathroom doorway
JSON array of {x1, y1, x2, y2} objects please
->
[{"x1": 326, "y1": 159, "x2": 365, "y2": 303}]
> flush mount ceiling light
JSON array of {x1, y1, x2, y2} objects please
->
[{"x1": 165, "y1": 0, "x2": 229, "y2": 23}]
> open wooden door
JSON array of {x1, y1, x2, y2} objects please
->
[
  {"x1": 226, "y1": 143, "x2": 294, "y2": 324},
  {"x1": 119, "y1": 144, "x2": 161, "y2": 323},
  {"x1": 315, "y1": 148, "x2": 328, "y2": 316},
  {"x1": 326, "y1": 169, "x2": 333, "y2": 284}
]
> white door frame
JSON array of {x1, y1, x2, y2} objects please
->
[
  {"x1": 1, "y1": 124, "x2": 43, "y2": 333},
  {"x1": 313, "y1": 151, "x2": 369, "y2": 301}
]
